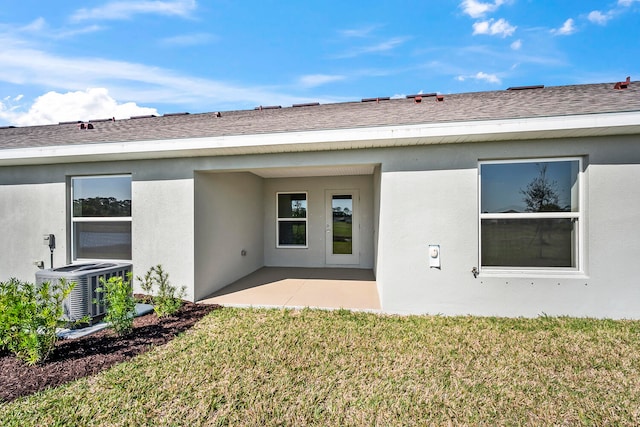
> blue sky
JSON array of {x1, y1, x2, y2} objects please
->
[{"x1": 0, "y1": 0, "x2": 638, "y2": 126}]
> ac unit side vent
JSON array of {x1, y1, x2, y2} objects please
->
[{"x1": 36, "y1": 262, "x2": 132, "y2": 322}]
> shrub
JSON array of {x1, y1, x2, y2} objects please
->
[
  {"x1": 0, "y1": 278, "x2": 74, "y2": 365},
  {"x1": 97, "y1": 274, "x2": 136, "y2": 336},
  {"x1": 137, "y1": 268, "x2": 154, "y2": 304},
  {"x1": 136, "y1": 265, "x2": 186, "y2": 318}
]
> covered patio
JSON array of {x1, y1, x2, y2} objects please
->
[{"x1": 198, "y1": 267, "x2": 380, "y2": 311}]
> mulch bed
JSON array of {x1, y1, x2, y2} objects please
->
[{"x1": 0, "y1": 300, "x2": 221, "y2": 403}]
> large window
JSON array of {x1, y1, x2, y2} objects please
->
[
  {"x1": 277, "y1": 192, "x2": 307, "y2": 247},
  {"x1": 479, "y1": 159, "x2": 581, "y2": 271},
  {"x1": 71, "y1": 175, "x2": 132, "y2": 260}
]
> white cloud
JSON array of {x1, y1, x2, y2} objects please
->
[
  {"x1": 55, "y1": 25, "x2": 105, "y2": 39},
  {"x1": 160, "y1": 33, "x2": 217, "y2": 47},
  {"x1": 472, "y1": 18, "x2": 516, "y2": 37},
  {"x1": 460, "y1": 0, "x2": 506, "y2": 18},
  {"x1": 334, "y1": 37, "x2": 410, "y2": 58},
  {"x1": 71, "y1": 0, "x2": 196, "y2": 22},
  {"x1": 1, "y1": 88, "x2": 158, "y2": 126},
  {"x1": 475, "y1": 71, "x2": 501, "y2": 83},
  {"x1": 338, "y1": 26, "x2": 379, "y2": 38},
  {"x1": 510, "y1": 39, "x2": 522, "y2": 50},
  {"x1": 618, "y1": 0, "x2": 640, "y2": 6},
  {"x1": 10, "y1": 16, "x2": 104, "y2": 40},
  {"x1": 456, "y1": 71, "x2": 501, "y2": 84},
  {"x1": 21, "y1": 17, "x2": 47, "y2": 32},
  {"x1": 0, "y1": 39, "x2": 321, "y2": 125},
  {"x1": 552, "y1": 18, "x2": 576, "y2": 35},
  {"x1": 298, "y1": 74, "x2": 346, "y2": 88},
  {"x1": 588, "y1": 10, "x2": 612, "y2": 25}
]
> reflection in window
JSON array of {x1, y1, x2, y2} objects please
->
[
  {"x1": 71, "y1": 175, "x2": 132, "y2": 260},
  {"x1": 481, "y1": 161, "x2": 579, "y2": 213},
  {"x1": 479, "y1": 159, "x2": 581, "y2": 270},
  {"x1": 481, "y1": 219, "x2": 576, "y2": 267},
  {"x1": 73, "y1": 222, "x2": 132, "y2": 260},
  {"x1": 332, "y1": 195, "x2": 353, "y2": 255},
  {"x1": 277, "y1": 193, "x2": 307, "y2": 247}
]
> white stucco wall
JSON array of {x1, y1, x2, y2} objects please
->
[
  {"x1": 376, "y1": 135, "x2": 640, "y2": 318},
  {"x1": 263, "y1": 175, "x2": 374, "y2": 269},
  {"x1": 0, "y1": 161, "x2": 198, "y2": 301},
  {"x1": 0, "y1": 180, "x2": 67, "y2": 282},
  {"x1": 132, "y1": 177, "x2": 195, "y2": 301},
  {"x1": 585, "y1": 163, "x2": 640, "y2": 317},
  {"x1": 2, "y1": 132, "x2": 639, "y2": 318},
  {"x1": 194, "y1": 171, "x2": 264, "y2": 300}
]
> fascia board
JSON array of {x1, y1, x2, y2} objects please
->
[{"x1": 1, "y1": 111, "x2": 639, "y2": 166}]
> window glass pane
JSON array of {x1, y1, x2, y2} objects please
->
[
  {"x1": 481, "y1": 219, "x2": 576, "y2": 267},
  {"x1": 278, "y1": 221, "x2": 306, "y2": 246},
  {"x1": 332, "y1": 195, "x2": 353, "y2": 254},
  {"x1": 481, "y1": 161, "x2": 578, "y2": 213},
  {"x1": 74, "y1": 222, "x2": 132, "y2": 260},
  {"x1": 73, "y1": 176, "x2": 132, "y2": 217},
  {"x1": 278, "y1": 193, "x2": 307, "y2": 218}
]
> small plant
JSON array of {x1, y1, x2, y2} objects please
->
[
  {"x1": 136, "y1": 265, "x2": 186, "y2": 317},
  {"x1": 0, "y1": 277, "x2": 74, "y2": 365},
  {"x1": 97, "y1": 274, "x2": 136, "y2": 336},
  {"x1": 137, "y1": 267, "x2": 154, "y2": 303}
]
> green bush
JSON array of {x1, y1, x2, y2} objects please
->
[
  {"x1": 136, "y1": 265, "x2": 186, "y2": 318},
  {"x1": 97, "y1": 274, "x2": 136, "y2": 336},
  {"x1": 0, "y1": 278, "x2": 74, "y2": 365}
]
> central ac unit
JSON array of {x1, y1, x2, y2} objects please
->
[{"x1": 35, "y1": 262, "x2": 132, "y2": 322}]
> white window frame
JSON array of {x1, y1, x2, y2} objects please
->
[
  {"x1": 478, "y1": 157, "x2": 583, "y2": 275},
  {"x1": 71, "y1": 174, "x2": 132, "y2": 261},
  {"x1": 276, "y1": 191, "x2": 308, "y2": 248}
]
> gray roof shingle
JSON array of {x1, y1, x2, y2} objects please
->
[{"x1": 1, "y1": 81, "x2": 639, "y2": 150}]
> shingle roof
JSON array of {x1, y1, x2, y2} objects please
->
[{"x1": 1, "y1": 81, "x2": 639, "y2": 150}]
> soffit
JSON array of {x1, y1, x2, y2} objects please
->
[{"x1": 249, "y1": 164, "x2": 376, "y2": 178}]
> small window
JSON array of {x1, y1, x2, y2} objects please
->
[
  {"x1": 277, "y1": 192, "x2": 307, "y2": 247},
  {"x1": 479, "y1": 159, "x2": 581, "y2": 271},
  {"x1": 71, "y1": 175, "x2": 132, "y2": 260}
]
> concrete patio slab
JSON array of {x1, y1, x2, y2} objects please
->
[{"x1": 198, "y1": 267, "x2": 380, "y2": 311}]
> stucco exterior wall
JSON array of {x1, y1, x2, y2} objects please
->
[
  {"x1": 263, "y1": 175, "x2": 374, "y2": 269},
  {"x1": 585, "y1": 163, "x2": 640, "y2": 317},
  {"x1": 1, "y1": 132, "x2": 639, "y2": 318},
  {"x1": 376, "y1": 135, "x2": 640, "y2": 318},
  {"x1": 194, "y1": 171, "x2": 264, "y2": 300},
  {"x1": 0, "y1": 179, "x2": 67, "y2": 281},
  {"x1": 132, "y1": 177, "x2": 195, "y2": 301}
]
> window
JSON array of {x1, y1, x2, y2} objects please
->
[
  {"x1": 479, "y1": 159, "x2": 581, "y2": 271},
  {"x1": 71, "y1": 175, "x2": 132, "y2": 260},
  {"x1": 277, "y1": 192, "x2": 307, "y2": 247}
]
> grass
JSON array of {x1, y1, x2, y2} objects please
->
[
  {"x1": 1, "y1": 308, "x2": 639, "y2": 425},
  {"x1": 332, "y1": 220, "x2": 352, "y2": 254}
]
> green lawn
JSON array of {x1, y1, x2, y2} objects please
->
[
  {"x1": 1, "y1": 308, "x2": 639, "y2": 426},
  {"x1": 332, "y1": 220, "x2": 352, "y2": 254}
]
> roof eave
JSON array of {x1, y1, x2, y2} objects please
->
[{"x1": 1, "y1": 111, "x2": 639, "y2": 166}]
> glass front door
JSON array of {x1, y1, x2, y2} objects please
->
[{"x1": 325, "y1": 190, "x2": 359, "y2": 265}]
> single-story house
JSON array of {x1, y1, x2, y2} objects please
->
[{"x1": 1, "y1": 80, "x2": 639, "y2": 318}]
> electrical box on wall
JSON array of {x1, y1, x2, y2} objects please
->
[{"x1": 429, "y1": 244, "x2": 441, "y2": 269}]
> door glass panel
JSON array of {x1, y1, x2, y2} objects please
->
[{"x1": 332, "y1": 195, "x2": 352, "y2": 254}]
